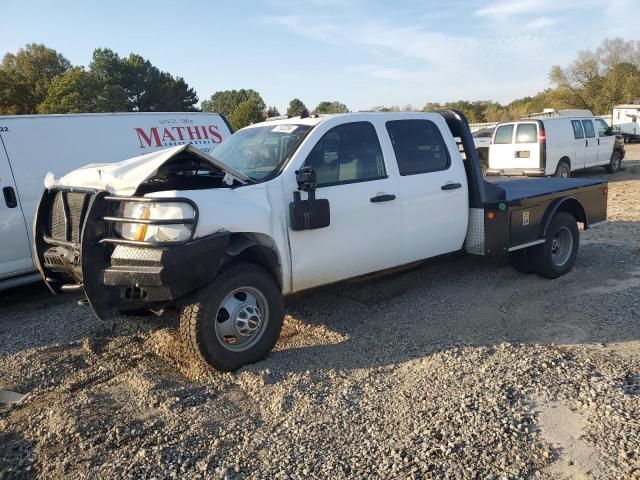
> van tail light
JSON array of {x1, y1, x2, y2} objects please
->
[{"x1": 539, "y1": 127, "x2": 546, "y2": 144}]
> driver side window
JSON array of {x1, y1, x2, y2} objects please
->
[{"x1": 304, "y1": 122, "x2": 386, "y2": 187}]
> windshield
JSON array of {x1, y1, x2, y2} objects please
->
[{"x1": 212, "y1": 124, "x2": 312, "y2": 181}]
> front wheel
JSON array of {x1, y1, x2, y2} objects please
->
[
  {"x1": 605, "y1": 150, "x2": 622, "y2": 173},
  {"x1": 179, "y1": 262, "x2": 284, "y2": 371},
  {"x1": 529, "y1": 212, "x2": 579, "y2": 279}
]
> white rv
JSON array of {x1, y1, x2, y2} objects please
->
[
  {"x1": 487, "y1": 110, "x2": 625, "y2": 178},
  {"x1": 0, "y1": 112, "x2": 232, "y2": 290},
  {"x1": 612, "y1": 103, "x2": 640, "y2": 143}
]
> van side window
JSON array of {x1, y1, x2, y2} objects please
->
[
  {"x1": 515, "y1": 124, "x2": 537, "y2": 143},
  {"x1": 582, "y1": 120, "x2": 595, "y2": 138},
  {"x1": 304, "y1": 122, "x2": 386, "y2": 187},
  {"x1": 571, "y1": 120, "x2": 584, "y2": 139},
  {"x1": 385, "y1": 120, "x2": 451, "y2": 175},
  {"x1": 493, "y1": 125, "x2": 514, "y2": 144},
  {"x1": 595, "y1": 118, "x2": 610, "y2": 137}
]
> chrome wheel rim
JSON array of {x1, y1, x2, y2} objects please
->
[
  {"x1": 214, "y1": 287, "x2": 268, "y2": 352},
  {"x1": 550, "y1": 227, "x2": 573, "y2": 267},
  {"x1": 560, "y1": 167, "x2": 569, "y2": 178}
]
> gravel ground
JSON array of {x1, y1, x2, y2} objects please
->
[{"x1": 1, "y1": 146, "x2": 640, "y2": 480}]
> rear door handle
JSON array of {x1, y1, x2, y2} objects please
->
[
  {"x1": 3, "y1": 186, "x2": 17, "y2": 208},
  {"x1": 441, "y1": 183, "x2": 462, "y2": 191},
  {"x1": 370, "y1": 194, "x2": 396, "y2": 203}
]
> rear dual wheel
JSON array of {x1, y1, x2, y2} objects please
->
[{"x1": 509, "y1": 212, "x2": 579, "y2": 279}]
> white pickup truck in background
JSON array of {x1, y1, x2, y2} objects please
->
[
  {"x1": 34, "y1": 111, "x2": 609, "y2": 371},
  {"x1": 0, "y1": 112, "x2": 231, "y2": 290}
]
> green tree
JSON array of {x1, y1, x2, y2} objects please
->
[
  {"x1": 266, "y1": 106, "x2": 281, "y2": 117},
  {"x1": 88, "y1": 48, "x2": 198, "y2": 112},
  {"x1": 38, "y1": 67, "x2": 113, "y2": 113},
  {"x1": 548, "y1": 37, "x2": 640, "y2": 114},
  {"x1": 286, "y1": 98, "x2": 309, "y2": 117},
  {"x1": 313, "y1": 100, "x2": 349, "y2": 114},
  {"x1": 370, "y1": 105, "x2": 400, "y2": 112},
  {"x1": 0, "y1": 43, "x2": 71, "y2": 114},
  {"x1": 201, "y1": 89, "x2": 265, "y2": 117},
  {"x1": 229, "y1": 99, "x2": 266, "y2": 130}
]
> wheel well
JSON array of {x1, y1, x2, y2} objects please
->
[
  {"x1": 225, "y1": 233, "x2": 283, "y2": 289},
  {"x1": 554, "y1": 198, "x2": 587, "y2": 229},
  {"x1": 558, "y1": 157, "x2": 571, "y2": 168}
]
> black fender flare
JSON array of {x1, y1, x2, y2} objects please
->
[
  {"x1": 225, "y1": 233, "x2": 283, "y2": 289},
  {"x1": 540, "y1": 197, "x2": 588, "y2": 237}
]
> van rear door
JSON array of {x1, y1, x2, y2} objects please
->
[
  {"x1": 488, "y1": 122, "x2": 540, "y2": 172},
  {"x1": 0, "y1": 134, "x2": 33, "y2": 278}
]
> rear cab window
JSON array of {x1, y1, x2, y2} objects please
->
[
  {"x1": 385, "y1": 120, "x2": 450, "y2": 175},
  {"x1": 493, "y1": 125, "x2": 514, "y2": 144},
  {"x1": 515, "y1": 124, "x2": 537, "y2": 143}
]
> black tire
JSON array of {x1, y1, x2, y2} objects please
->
[
  {"x1": 529, "y1": 212, "x2": 579, "y2": 279},
  {"x1": 605, "y1": 150, "x2": 622, "y2": 173},
  {"x1": 509, "y1": 248, "x2": 534, "y2": 274},
  {"x1": 179, "y1": 262, "x2": 284, "y2": 371},
  {"x1": 554, "y1": 161, "x2": 571, "y2": 178},
  {"x1": 480, "y1": 162, "x2": 489, "y2": 176}
]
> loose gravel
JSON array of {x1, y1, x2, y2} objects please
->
[{"x1": 1, "y1": 147, "x2": 640, "y2": 479}]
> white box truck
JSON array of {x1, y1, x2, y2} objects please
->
[
  {"x1": 0, "y1": 112, "x2": 232, "y2": 291},
  {"x1": 612, "y1": 103, "x2": 640, "y2": 143}
]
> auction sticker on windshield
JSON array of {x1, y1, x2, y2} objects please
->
[{"x1": 272, "y1": 125, "x2": 299, "y2": 133}]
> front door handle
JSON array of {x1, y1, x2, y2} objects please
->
[
  {"x1": 370, "y1": 194, "x2": 396, "y2": 203},
  {"x1": 441, "y1": 183, "x2": 462, "y2": 191},
  {"x1": 585, "y1": 139, "x2": 588, "y2": 147},
  {"x1": 3, "y1": 186, "x2": 17, "y2": 208}
]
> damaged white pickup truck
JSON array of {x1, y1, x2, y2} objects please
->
[{"x1": 34, "y1": 111, "x2": 608, "y2": 371}]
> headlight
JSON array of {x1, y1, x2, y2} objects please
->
[{"x1": 115, "y1": 201, "x2": 196, "y2": 243}]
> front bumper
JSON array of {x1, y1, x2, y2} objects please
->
[
  {"x1": 486, "y1": 168, "x2": 546, "y2": 177},
  {"x1": 34, "y1": 187, "x2": 229, "y2": 319}
]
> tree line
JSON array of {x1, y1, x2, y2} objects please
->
[{"x1": 1, "y1": 38, "x2": 639, "y2": 130}]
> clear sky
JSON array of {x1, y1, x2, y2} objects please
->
[{"x1": 2, "y1": 0, "x2": 639, "y2": 113}]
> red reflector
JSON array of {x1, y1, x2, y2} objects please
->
[{"x1": 603, "y1": 186, "x2": 608, "y2": 195}]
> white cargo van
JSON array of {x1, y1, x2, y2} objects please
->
[
  {"x1": 612, "y1": 103, "x2": 640, "y2": 143},
  {"x1": 487, "y1": 112, "x2": 624, "y2": 178},
  {"x1": 0, "y1": 112, "x2": 232, "y2": 290}
]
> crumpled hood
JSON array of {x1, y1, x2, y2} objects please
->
[{"x1": 45, "y1": 144, "x2": 250, "y2": 196}]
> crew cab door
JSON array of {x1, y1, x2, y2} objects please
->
[
  {"x1": 287, "y1": 120, "x2": 403, "y2": 291},
  {"x1": 384, "y1": 118, "x2": 468, "y2": 262},
  {"x1": 0, "y1": 135, "x2": 33, "y2": 278},
  {"x1": 595, "y1": 118, "x2": 614, "y2": 165},
  {"x1": 582, "y1": 119, "x2": 598, "y2": 167}
]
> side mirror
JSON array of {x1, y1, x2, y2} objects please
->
[{"x1": 295, "y1": 166, "x2": 317, "y2": 192}]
